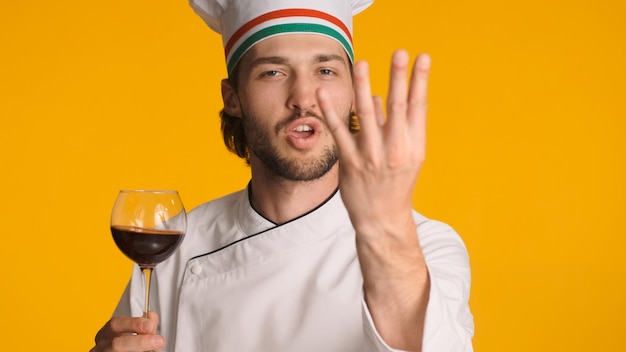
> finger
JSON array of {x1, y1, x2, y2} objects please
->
[
  {"x1": 407, "y1": 53, "x2": 431, "y2": 154},
  {"x1": 352, "y1": 60, "x2": 379, "y2": 140},
  {"x1": 373, "y1": 95, "x2": 384, "y2": 126},
  {"x1": 97, "y1": 315, "x2": 157, "y2": 341},
  {"x1": 145, "y1": 311, "x2": 160, "y2": 334},
  {"x1": 110, "y1": 333, "x2": 165, "y2": 352},
  {"x1": 386, "y1": 50, "x2": 411, "y2": 137},
  {"x1": 317, "y1": 87, "x2": 357, "y2": 158}
]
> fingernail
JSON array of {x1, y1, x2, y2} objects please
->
[
  {"x1": 393, "y1": 50, "x2": 409, "y2": 65},
  {"x1": 152, "y1": 335, "x2": 165, "y2": 347},
  {"x1": 142, "y1": 319, "x2": 152, "y2": 332},
  {"x1": 418, "y1": 54, "x2": 431, "y2": 69}
]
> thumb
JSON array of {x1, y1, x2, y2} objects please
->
[{"x1": 144, "y1": 310, "x2": 160, "y2": 334}]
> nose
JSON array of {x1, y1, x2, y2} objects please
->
[{"x1": 286, "y1": 73, "x2": 317, "y2": 113}]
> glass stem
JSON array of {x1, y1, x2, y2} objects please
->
[{"x1": 141, "y1": 266, "x2": 154, "y2": 317}]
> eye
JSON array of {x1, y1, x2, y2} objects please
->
[
  {"x1": 263, "y1": 70, "x2": 280, "y2": 77},
  {"x1": 319, "y1": 68, "x2": 334, "y2": 75}
]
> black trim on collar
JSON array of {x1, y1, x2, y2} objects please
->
[{"x1": 189, "y1": 186, "x2": 339, "y2": 261}]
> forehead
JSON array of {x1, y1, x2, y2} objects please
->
[{"x1": 240, "y1": 34, "x2": 350, "y2": 66}]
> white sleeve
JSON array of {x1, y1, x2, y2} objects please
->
[
  {"x1": 362, "y1": 298, "x2": 408, "y2": 352},
  {"x1": 112, "y1": 282, "x2": 131, "y2": 316},
  {"x1": 362, "y1": 217, "x2": 474, "y2": 352},
  {"x1": 112, "y1": 264, "x2": 146, "y2": 318}
]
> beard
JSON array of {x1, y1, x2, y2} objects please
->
[{"x1": 241, "y1": 111, "x2": 344, "y2": 181}]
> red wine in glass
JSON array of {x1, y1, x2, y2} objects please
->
[
  {"x1": 112, "y1": 226, "x2": 185, "y2": 267},
  {"x1": 110, "y1": 190, "x2": 187, "y2": 317}
]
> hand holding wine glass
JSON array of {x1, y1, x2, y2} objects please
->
[{"x1": 111, "y1": 190, "x2": 187, "y2": 317}]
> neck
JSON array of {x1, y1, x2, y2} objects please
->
[{"x1": 248, "y1": 160, "x2": 339, "y2": 224}]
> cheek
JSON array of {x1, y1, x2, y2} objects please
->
[
  {"x1": 334, "y1": 87, "x2": 355, "y2": 117},
  {"x1": 332, "y1": 81, "x2": 354, "y2": 110},
  {"x1": 240, "y1": 86, "x2": 284, "y2": 116}
]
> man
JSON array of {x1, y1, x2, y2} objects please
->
[{"x1": 91, "y1": 0, "x2": 474, "y2": 351}]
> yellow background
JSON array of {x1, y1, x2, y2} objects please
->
[{"x1": 1, "y1": 0, "x2": 624, "y2": 350}]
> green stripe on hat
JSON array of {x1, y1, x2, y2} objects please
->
[{"x1": 227, "y1": 23, "x2": 354, "y2": 75}]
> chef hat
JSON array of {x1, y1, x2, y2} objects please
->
[{"x1": 190, "y1": 0, "x2": 374, "y2": 74}]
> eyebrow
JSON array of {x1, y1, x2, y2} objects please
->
[
  {"x1": 249, "y1": 56, "x2": 288, "y2": 69},
  {"x1": 314, "y1": 54, "x2": 348, "y2": 64},
  {"x1": 249, "y1": 53, "x2": 349, "y2": 70}
]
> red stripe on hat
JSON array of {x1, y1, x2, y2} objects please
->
[{"x1": 224, "y1": 8, "x2": 352, "y2": 58}]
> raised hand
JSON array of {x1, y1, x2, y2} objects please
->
[
  {"x1": 318, "y1": 50, "x2": 432, "y2": 351},
  {"x1": 319, "y1": 50, "x2": 430, "y2": 240}
]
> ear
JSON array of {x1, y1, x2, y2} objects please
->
[
  {"x1": 221, "y1": 79, "x2": 242, "y2": 117},
  {"x1": 350, "y1": 93, "x2": 356, "y2": 117}
]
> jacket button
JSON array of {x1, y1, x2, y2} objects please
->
[{"x1": 190, "y1": 264, "x2": 202, "y2": 274}]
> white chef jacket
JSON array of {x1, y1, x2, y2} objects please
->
[{"x1": 113, "y1": 187, "x2": 474, "y2": 351}]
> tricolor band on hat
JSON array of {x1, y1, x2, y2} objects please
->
[{"x1": 190, "y1": 0, "x2": 374, "y2": 74}]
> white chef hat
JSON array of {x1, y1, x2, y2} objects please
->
[{"x1": 190, "y1": 0, "x2": 374, "y2": 74}]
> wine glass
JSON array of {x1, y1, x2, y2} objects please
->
[{"x1": 111, "y1": 189, "x2": 187, "y2": 317}]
